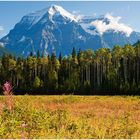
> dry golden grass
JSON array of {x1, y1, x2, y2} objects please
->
[{"x1": 0, "y1": 95, "x2": 139, "y2": 138}]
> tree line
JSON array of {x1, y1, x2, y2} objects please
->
[{"x1": 0, "y1": 41, "x2": 140, "y2": 95}]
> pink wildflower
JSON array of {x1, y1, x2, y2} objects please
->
[
  {"x1": 2, "y1": 81, "x2": 13, "y2": 95},
  {"x1": 2, "y1": 81, "x2": 13, "y2": 111}
]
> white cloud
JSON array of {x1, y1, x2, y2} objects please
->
[{"x1": 91, "y1": 13, "x2": 133, "y2": 37}]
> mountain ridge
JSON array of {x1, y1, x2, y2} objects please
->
[{"x1": 0, "y1": 5, "x2": 140, "y2": 57}]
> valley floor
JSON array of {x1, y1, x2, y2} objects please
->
[{"x1": 0, "y1": 95, "x2": 140, "y2": 138}]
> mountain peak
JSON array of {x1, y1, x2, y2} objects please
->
[
  {"x1": 1, "y1": 5, "x2": 140, "y2": 57},
  {"x1": 48, "y1": 5, "x2": 77, "y2": 22},
  {"x1": 19, "y1": 5, "x2": 77, "y2": 28}
]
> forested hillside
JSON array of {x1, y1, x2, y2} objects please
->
[{"x1": 0, "y1": 41, "x2": 140, "y2": 95}]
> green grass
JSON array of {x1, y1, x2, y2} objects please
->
[{"x1": 0, "y1": 95, "x2": 139, "y2": 138}]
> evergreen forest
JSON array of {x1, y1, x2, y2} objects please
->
[{"x1": 1, "y1": 41, "x2": 140, "y2": 95}]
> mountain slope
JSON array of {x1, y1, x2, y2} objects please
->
[
  {"x1": 0, "y1": 5, "x2": 140, "y2": 57},
  {"x1": 0, "y1": 44, "x2": 10, "y2": 56},
  {"x1": 0, "y1": 5, "x2": 102, "y2": 56},
  {"x1": 80, "y1": 14, "x2": 140, "y2": 47}
]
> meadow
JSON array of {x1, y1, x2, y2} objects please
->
[{"x1": 0, "y1": 95, "x2": 139, "y2": 139}]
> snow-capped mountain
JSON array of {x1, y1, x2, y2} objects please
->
[
  {"x1": 0, "y1": 5, "x2": 102, "y2": 56},
  {"x1": 80, "y1": 14, "x2": 133, "y2": 36},
  {"x1": 79, "y1": 14, "x2": 140, "y2": 47},
  {"x1": 0, "y1": 5, "x2": 140, "y2": 57}
]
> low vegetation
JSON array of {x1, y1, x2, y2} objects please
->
[{"x1": 0, "y1": 95, "x2": 139, "y2": 138}]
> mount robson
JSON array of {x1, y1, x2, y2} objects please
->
[{"x1": 0, "y1": 5, "x2": 140, "y2": 57}]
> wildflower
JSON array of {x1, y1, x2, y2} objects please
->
[
  {"x1": 2, "y1": 81, "x2": 13, "y2": 95},
  {"x1": 2, "y1": 81, "x2": 13, "y2": 111}
]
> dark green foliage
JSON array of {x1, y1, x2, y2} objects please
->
[
  {"x1": 72, "y1": 47, "x2": 76, "y2": 59},
  {"x1": 0, "y1": 42, "x2": 140, "y2": 95},
  {"x1": 59, "y1": 52, "x2": 62, "y2": 64},
  {"x1": 37, "y1": 50, "x2": 40, "y2": 58}
]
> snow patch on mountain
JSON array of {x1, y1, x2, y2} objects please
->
[
  {"x1": 79, "y1": 16, "x2": 100, "y2": 35},
  {"x1": 21, "y1": 8, "x2": 48, "y2": 27},
  {"x1": 0, "y1": 42, "x2": 4, "y2": 47},
  {"x1": 90, "y1": 13, "x2": 133, "y2": 37},
  {"x1": 19, "y1": 36, "x2": 26, "y2": 42},
  {"x1": 48, "y1": 5, "x2": 77, "y2": 22}
]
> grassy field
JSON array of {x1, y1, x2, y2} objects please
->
[{"x1": 0, "y1": 95, "x2": 140, "y2": 138}]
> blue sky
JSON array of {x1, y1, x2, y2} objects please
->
[{"x1": 0, "y1": 1, "x2": 140, "y2": 38}]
